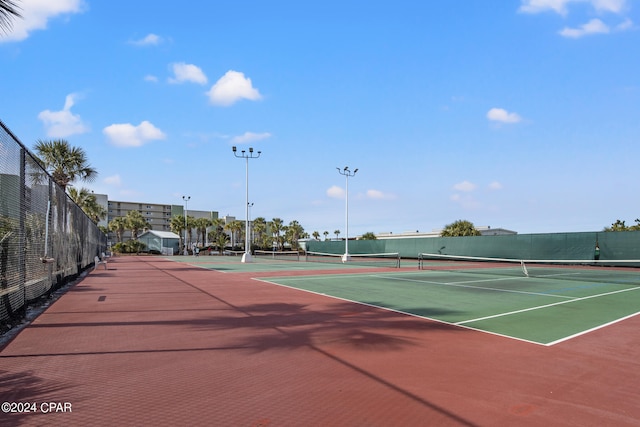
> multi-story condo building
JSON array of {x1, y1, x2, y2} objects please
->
[{"x1": 95, "y1": 195, "x2": 221, "y2": 246}]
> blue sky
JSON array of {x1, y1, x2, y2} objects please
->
[{"x1": 1, "y1": 0, "x2": 639, "y2": 236}]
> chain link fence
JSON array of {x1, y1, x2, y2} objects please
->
[{"x1": 1, "y1": 120, "x2": 107, "y2": 325}]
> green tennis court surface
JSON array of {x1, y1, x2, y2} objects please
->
[
  {"x1": 166, "y1": 255, "x2": 640, "y2": 345},
  {"x1": 168, "y1": 255, "x2": 395, "y2": 272},
  {"x1": 256, "y1": 269, "x2": 640, "y2": 346}
]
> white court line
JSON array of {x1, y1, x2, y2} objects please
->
[
  {"x1": 534, "y1": 272, "x2": 582, "y2": 278},
  {"x1": 255, "y1": 273, "x2": 640, "y2": 346},
  {"x1": 253, "y1": 276, "x2": 548, "y2": 346},
  {"x1": 457, "y1": 285, "x2": 640, "y2": 325},
  {"x1": 546, "y1": 311, "x2": 640, "y2": 346},
  {"x1": 370, "y1": 274, "x2": 576, "y2": 299}
]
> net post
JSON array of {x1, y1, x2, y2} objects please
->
[{"x1": 520, "y1": 260, "x2": 529, "y2": 277}]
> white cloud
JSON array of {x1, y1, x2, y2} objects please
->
[
  {"x1": 327, "y1": 185, "x2": 345, "y2": 199},
  {"x1": 168, "y1": 62, "x2": 208, "y2": 85},
  {"x1": 144, "y1": 75, "x2": 159, "y2": 83},
  {"x1": 231, "y1": 132, "x2": 272, "y2": 144},
  {"x1": 449, "y1": 181, "x2": 502, "y2": 210},
  {"x1": 487, "y1": 108, "x2": 522, "y2": 124},
  {"x1": 519, "y1": 0, "x2": 632, "y2": 37},
  {"x1": 616, "y1": 18, "x2": 634, "y2": 31},
  {"x1": 206, "y1": 70, "x2": 262, "y2": 106},
  {"x1": 450, "y1": 194, "x2": 481, "y2": 210},
  {"x1": 559, "y1": 18, "x2": 610, "y2": 37},
  {"x1": 1, "y1": 0, "x2": 85, "y2": 43},
  {"x1": 519, "y1": 0, "x2": 574, "y2": 15},
  {"x1": 104, "y1": 175, "x2": 122, "y2": 186},
  {"x1": 103, "y1": 121, "x2": 166, "y2": 147},
  {"x1": 366, "y1": 189, "x2": 396, "y2": 200},
  {"x1": 453, "y1": 181, "x2": 477, "y2": 192},
  {"x1": 591, "y1": 0, "x2": 627, "y2": 13},
  {"x1": 130, "y1": 33, "x2": 163, "y2": 46},
  {"x1": 38, "y1": 93, "x2": 90, "y2": 137},
  {"x1": 519, "y1": 0, "x2": 627, "y2": 15}
]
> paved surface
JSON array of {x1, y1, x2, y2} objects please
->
[{"x1": 1, "y1": 256, "x2": 639, "y2": 426}]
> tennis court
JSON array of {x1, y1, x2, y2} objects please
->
[
  {"x1": 3, "y1": 255, "x2": 640, "y2": 426},
  {"x1": 171, "y1": 250, "x2": 402, "y2": 273},
  {"x1": 171, "y1": 253, "x2": 640, "y2": 346}
]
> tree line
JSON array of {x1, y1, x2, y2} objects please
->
[
  {"x1": 167, "y1": 215, "x2": 309, "y2": 254},
  {"x1": 603, "y1": 219, "x2": 640, "y2": 232},
  {"x1": 439, "y1": 218, "x2": 640, "y2": 237}
]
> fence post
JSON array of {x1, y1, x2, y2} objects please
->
[{"x1": 18, "y1": 147, "x2": 26, "y2": 311}]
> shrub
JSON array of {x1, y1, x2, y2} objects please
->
[{"x1": 111, "y1": 240, "x2": 147, "y2": 254}]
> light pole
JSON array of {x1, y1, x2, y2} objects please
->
[
  {"x1": 336, "y1": 166, "x2": 358, "y2": 262},
  {"x1": 248, "y1": 202, "x2": 254, "y2": 248},
  {"x1": 182, "y1": 195, "x2": 190, "y2": 255},
  {"x1": 232, "y1": 146, "x2": 261, "y2": 263}
]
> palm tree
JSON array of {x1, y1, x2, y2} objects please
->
[
  {"x1": 312, "y1": 231, "x2": 320, "y2": 240},
  {"x1": 226, "y1": 220, "x2": 244, "y2": 249},
  {"x1": 67, "y1": 187, "x2": 106, "y2": 224},
  {"x1": 281, "y1": 225, "x2": 290, "y2": 249},
  {"x1": 109, "y1": 217, "x2": 127, "y2": 243},
  {"x1": 207, "y1": 218, "x2": 227, "y2": 252},
  {"x1": 124, "y1": 210, "x2": 150, "y2": 240},
  {"x1": 193, "y1": 217, "x2": 212, "y2": 246},
  {"x1": 602, "y1": 219, "x2": 640, "y2": 232},
  {"x1": 440, "y1": 220, "x2": 481, "y2": 237},
  {"x1": 252, "y1": 217, "x2": 267, "y2": 248},
  {"x1": 269, "y1": 218, "x2": 284, "y2": 250},
  {"x1": 0, "y1": 0, "x2": 21, "y2": 33},
  {"x1": 286, "y1": 220, "x2": 305, "y2": 250},
  {"x1": 33, "y1": 139, "x2": 97, "y2": 191},
  {"x1": 66, "y1": 186, "x2": 88, "y2": 204},
  {"x1": 323, "y1": 231, "x2": 329, "y2": 241},
  {"x1": 334, "y1": 230, "x2": 341, "y2": 240},
  {"x1": 359, "y1": 232, "x2": 377, "y2": 240},
  {"x1": 182, "y1": 215, "x2": 195, "y2": 248},
  {"x1": 170, "y1": 214, "x2": 186, "y2": 249},
  {"x1": 211, "y1": 218, "x2": 225, "y2": 237},
  {"x1": 215, "y1": 232, "x2": 230, "y2": 254}
]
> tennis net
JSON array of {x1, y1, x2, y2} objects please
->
[
  {"x1": 417, "y1": 253, "x2": 640, "y2": 285},
  {"x1": 305, "y1": 251, "x2": 401, "y2": 268},
  {"x1": 254, "y1": 250, "x2": 301, "y2": 261}
]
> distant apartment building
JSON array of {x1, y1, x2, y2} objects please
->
[
  {"x1": 375, "y1": 226, "x2": 517, "y2": 239},
  {"x1": 95, "y1": 195, "x2": 221, "y2": 246}
]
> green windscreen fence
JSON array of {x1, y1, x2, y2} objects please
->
[{"x1": 306, "y1": 231, "x2": 640, "y2": 261}]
